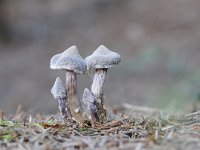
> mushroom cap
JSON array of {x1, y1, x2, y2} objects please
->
[
  {"x1": 85, "y1": 45, "x2": 121, "y2": 70},
  {"x1": 82, "y1": 88, "x2": 95, "y2": 104},
  {"x1": 51, "y1": 77, "x2": 66, "y2": 99},
  {"x1": 50, "y1": 45, "x2": 87, "y2": 74}
]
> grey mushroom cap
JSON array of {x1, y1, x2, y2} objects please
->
[
  {"x1": 85, "y1": 45, "x2": 121, "y2": 70},
  {"x1": 82, "y1": 88, "x2": 95, "y2": 104},
  {"x1": 50, "y1": 45, "x2": 87, "y2": 74},
  {"x1": 51, "y1": 77, "x2": 66, "y2": 99}
]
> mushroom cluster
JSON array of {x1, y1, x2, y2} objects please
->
[{"x1": 50, "y1": 45, "x2": 121, "y2": 125}]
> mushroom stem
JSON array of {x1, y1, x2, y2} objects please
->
[
  {"x1": 66, "y1": 71, "x2": 87, "y2": 123},
  {"x1": 57, "y1": 97, "x2": 71, "y2": 118},
  {"x1": 91, "y1": 68, "x2": 107, "y2": 123}
]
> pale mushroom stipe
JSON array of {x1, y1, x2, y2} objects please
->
[
  {"x1": 85, "y1": 45, "x2": 121, "y2": 123},
  {"x1": 50, "y1": 46, "x2": 88, "y2": 124},
  {"x1": 51, "y1": 77, "x2": 71, "y2": 118}
]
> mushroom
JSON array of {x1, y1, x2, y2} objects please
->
[
  {"x1": 50, "y1": 46, "x2": 88, "y2": 123},
  {"x1": 85, "y1": 45, "x2": 121, "y2": 123},
  {"x1": 51, "y1": 77, "x2": 71, "y2": 118},
  {"x1": 82, "y1": 88, "x2": 99, "y2": 122}
]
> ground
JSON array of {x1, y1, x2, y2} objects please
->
[{"x1": 1, "y1": 104, "x2": 200, "y2": 150}]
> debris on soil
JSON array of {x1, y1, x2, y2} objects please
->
[{"x1": 1, "y1": 104, "x2": 200, "y2": 150}]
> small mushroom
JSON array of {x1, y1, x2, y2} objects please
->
[
  {"x1": 51, "y1": 77, "x2": 71, "y2": 118},
  {"x1": 85, "y1": 45, "x2": 121, "y2": 123},
  {"x1": 50, "y1": 46, "x2": 88, "y2": 123},
  {"x1": 82, "y1": 88, "x2": 99, "y2": 122}
]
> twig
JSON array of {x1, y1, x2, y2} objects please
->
[
  {"x1": 123, "y1": 103, "x2": 160, "y2": 113},
  {"x1": 0, "y1": 111, "x2": 4, "y2": 121},
  {"x1": 161, "y1": 118, "x2": 200, "y2": 131},
  {"x1": 184, "y1": 111, "x2": 200, "y2": 118},
  {"x1": 97, "y1": 120, "x2": 123, "y2": 130},
  {"x1": 12, "y1": 105, "x2": 24, "y2": 120}
]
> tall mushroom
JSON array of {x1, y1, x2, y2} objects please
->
[
  {"x1": 51, "y1": 77, "x2": 71, "y2": 118},
  {"x1": 50, "y1": 46, "x2": 88, "y2": 123},
  {"x1": 85, "y1": 45, "x2": 121, "y2": 123}
]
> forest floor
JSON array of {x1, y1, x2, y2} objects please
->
[{"x1": 1, "y1": 104, "x2": 200, "y2": 150}]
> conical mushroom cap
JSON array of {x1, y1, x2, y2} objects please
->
[
  {"x1": 85, "y1": 45, "x2": 121, "y2": 70},
  {"x1": 82, "y1": 88, "x2": 95, "y2": 104},
  {"x1": 51, "y1": 77, "x2": 66, "y2": 99},
  {"x1": 50, "y1": 45, "x2": 87, "y2": 74}
]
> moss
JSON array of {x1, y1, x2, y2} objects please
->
[{"x1": 0, "y1": 134, "x2": 14, "y2": 141}]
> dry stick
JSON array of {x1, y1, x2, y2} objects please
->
[
  {"x1": 161, "y1": 118, "x2": 200, "y2": 131},
  {"x1": 91, "y1": 68, "x2": 107, "y2": 123},
  {"x1": 0, "y1": 111, "x2": 4, "y2": 121},
  {"x1": 182, "y1": 118, "x2": 200, "y2": 126},
  {"x1": 184, "y1": 111, "x2": 200, "y2": 118},
  {"x1": 97, "y1": 120, "x2": 123, "y2": 130},
  {"x1": 155, "y1": 130, "x2": 159, "y2": 139},
  {"x1": 13, "y1": 105, "x2": 24, "y2": 121},
  {"x1": 123, "y1": 103, "x2": 161, "y2": 114},
  {"x1": 66, "y1": 71, "x2": 87, "y2": 124}
]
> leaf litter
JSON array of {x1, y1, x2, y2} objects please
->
[{"x1": 1, "y1": 104, "x2": 200, "y2": 150}]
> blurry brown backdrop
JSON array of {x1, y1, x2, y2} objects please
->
[{"x1": 0, "y1": 0, "x2": 200, "y2": 114}]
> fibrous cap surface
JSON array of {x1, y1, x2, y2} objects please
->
[
  {"x1": 85, "y1": 45, "x2": 121, "y2": 70},
  {"x1": 50, "y1": 45, "x2": 86, "y2": 74}
]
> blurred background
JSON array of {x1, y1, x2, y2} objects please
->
[{"x1": 0, "y1": 0, "x2": 200, "y2": 114}]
